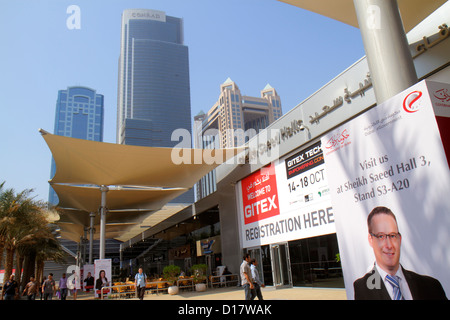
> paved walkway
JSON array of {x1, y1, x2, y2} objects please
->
[
  {"x1": 68, "y1": 285, "x2": 346, "y2": 300},
  {"x1": 137, "y1": 286, "x2": 347, "y2": 300}
]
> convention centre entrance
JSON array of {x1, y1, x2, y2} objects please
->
[
  {"x1": 247, "y1": 243, "x2": 292, "y2": 288},
  {"x1": 246, "y1": 233, "x2": 344, "y2": 288}
]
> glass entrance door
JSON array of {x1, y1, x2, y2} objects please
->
[
  {"x1": 247, "y1": 247, "x2": 263, "y2": 284},
  {"x1": 270, "y1": 243, "x2": 292, "y2": 287}
]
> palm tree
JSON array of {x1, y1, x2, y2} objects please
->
[
  {"x1": 0, "y1": 184, "x2": 20, "y2": 282},
  {"x1": 1, "y1": 188, "x2": 36, "y2": 284},
  {"x1": 34, "y1": 226, "x2": 66, "y2": 287},
  {"x1": 0, "y1": 183, "x2": 64, "y2": 296},
  {"x1": 0, "y1": 181, "x2": 6, "y2": 270},
  {"x1": 17, "y1": 210, "x2": 65, "y2": 289}
]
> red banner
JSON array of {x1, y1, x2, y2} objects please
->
[{"x1": 241, "y1": 164, "x2": 280, "y2": 225}]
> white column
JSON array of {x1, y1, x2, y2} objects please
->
[
  {"x1": 89, "y1": 212, "x2": 95, "y2": 264},
  {"x1": 99, "y1": 185, "x2": 109, "y2": 259},
  {"x1": 353, "y1": 0, "x2": 418, "y2": 104}
]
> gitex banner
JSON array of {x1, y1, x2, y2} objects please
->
[
  {"x1": 238, "y1": 141, "x2": 335, "y2": 248},
  {"x1": 322, "y1": 80, "x2": 450, "y2": 300},
  {"x1": 241, "y1": 164, "x2": 280, "y2": 225}
]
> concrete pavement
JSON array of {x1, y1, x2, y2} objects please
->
[{"x1": 138, "y1": 286, "x2": 347, "y2": 300}]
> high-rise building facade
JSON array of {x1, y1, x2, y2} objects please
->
[
  {"x1": 117, "y1": 9, "x2": 193, "y2": 203},
  {"x1": 48, "y1": 86, "x2": 104, "y2": 206},
  {"x1": 194, "y1": 78, "x2": 282, "y2": 200},
  {"x1": 197, "y1": 78, "x2": 282, "y2": 149},
  {"x1": 117, "y1": 9, "x2": 191, "y2": 148}
]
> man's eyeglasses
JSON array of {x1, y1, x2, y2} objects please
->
[{"x1": 370, "y1": 232, "x2": 401, "y2": 242}]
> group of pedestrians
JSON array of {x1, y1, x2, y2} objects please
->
[
  {"x1": 2, "y1": 272, "x2": 79, "y2": 300},
  {"x1": 240, "y1": 253, "x2": 265, "y2": 300}
]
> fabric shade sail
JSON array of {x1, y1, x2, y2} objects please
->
[
  {"x1": 41, "y1": 130, "x2": 242, "y2": 188},
  {"x1": 278, "y1": 0, "x2": 446, "y2": 33},
  {"x1": 51, "y1": 184, "x2": 188, "y2": 213},
  {"x1": 39, "y1": 129, "x2": 244, "y2": 241}
]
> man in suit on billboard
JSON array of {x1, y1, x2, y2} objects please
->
[{"x1": 353, "y1": 206, "x2": 447, "y2": 300}]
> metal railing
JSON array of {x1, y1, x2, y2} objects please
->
[
  {"x1": 100, "y1": 281, "x2": 169, "y2": 299},
  {"x1": 209, "y1": 274, "x2": 239, "y2": 288}
]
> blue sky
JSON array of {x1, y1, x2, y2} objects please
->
[{"x1": 0, "y1": 0, "x2": 365, "y2": 202}]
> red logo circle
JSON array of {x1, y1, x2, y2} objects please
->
[{"x1": 403, "y1": 91, "x2": 422, "y2": 113}]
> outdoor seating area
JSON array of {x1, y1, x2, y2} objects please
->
[{"x1": 100, "y1": 274, "x2": 239, "y2": 299}]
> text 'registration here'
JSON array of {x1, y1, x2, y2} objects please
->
[{"x1": 245, "y1": 206, "x2": 334, "y2": 241}]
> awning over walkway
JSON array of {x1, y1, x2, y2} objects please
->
[
  {"x1": 52, "y1": 184, "x2": 187, "y2": 213},
  {"x1": 39, "y1": 130, "x2": 244, "y2": 242},
  {"x1": 278, "y1": 0, "x2": 446, "y2": 32},
  {"x1": 41, "y1": 130, "x2": 240, "y2": 188}
]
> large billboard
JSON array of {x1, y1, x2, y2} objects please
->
[
  {"x1": 238, "y1": 141, "x2": 335, "y2": 248},
  {"x1": 322, "y1": 80, "x2": 450, "y2": 300}
]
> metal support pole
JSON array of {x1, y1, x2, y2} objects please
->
[
  {"x1": 353, "y1": 0, "x2": 418, "y2": 104},
  {"x1": 99, "y1": 185, "x2": 109, "y2": 260},
  {"x1": 119, "y1": 246, "x2": 123, "y2": 270},
  {"x1": 89, "y1": 212, "x2": 95, "y2": 264},
  {"x1": 82, "y1": 228, "x2": 87, "y2": 265}
]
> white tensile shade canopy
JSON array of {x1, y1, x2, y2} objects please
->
[
  {"x1": 42, "y1": 130, "x2": 240, "y2": 188},
  {"x1": 39, "y1": 129, "x2": 243, "y2": 245},
  {"x1": 278, "y1": 0, "x2": 446, "y2": 33}
]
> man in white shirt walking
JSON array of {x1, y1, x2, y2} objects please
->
[
  {"x1": 240, "y1": 254, "x2": 255, "y2": 300},
  {"x1": 250, "y1": 258, "x2": 265, "y2": 300},
  {"x1": 134, "y1": 267, "x2": 147, "y2": 300}
]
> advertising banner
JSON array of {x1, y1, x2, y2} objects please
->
[
  {"x1": 94, "y1": 259, "x2": 112, "y2": 298},
  {"x1": 82, "y1": 264, "x2": 95, "y2": 292},
  {"x1": 321, "y1": 80, "x2": 450, "y2": 299},
  {"x1": 238, "y1": 141, "x2": 335, "y2": 248},
  {"x1": 196, "y1": 235, "x2": 222, "y2": 256}
]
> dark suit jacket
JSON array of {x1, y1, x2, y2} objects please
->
[{"x1": 353, "y1": 266, "x2": 447, "y2": 300}]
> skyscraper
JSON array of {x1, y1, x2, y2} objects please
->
[
  {"x1": 117, "y1": 9, "x2": 191, "y2": 148},
  {"x1": 197, "y1": 78, "x2": 282, "y2": 149},
  {"x1": 116, "y1": 9, "x2": 193, "y2": 203},
  {"x1": 194, "y1": 78, "x2": 282, "y2": 200},
  {"x1": 48, "y1": 86, "x2": 104, "y2": 206}
]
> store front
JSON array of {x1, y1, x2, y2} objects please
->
[
  {"x1": 121, "y1": 203, "x2": 223, "y2": 278},
  {"x1": 247, "y1": 233, "x2": 343, "y2": 288}
]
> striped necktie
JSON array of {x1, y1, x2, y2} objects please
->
[{"x1": 386, "y1": 274, "x2": 404, "y2": 300}]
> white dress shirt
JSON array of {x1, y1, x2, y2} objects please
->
[
  {"x1": 375, "y1": 263, "x2": 413, "y2": 300},
  {"x1": 251, "y1": 264, "x2": 263, "y2": 286}
]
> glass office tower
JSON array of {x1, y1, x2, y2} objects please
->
[
  {"x1": 117, "y1": 9, "x2": 193, "y2": 203},
  {"x1": 117, "y1": 9, "x2": 191, "y2": 148},
  {"x1": 48, "y1": 86, "x2": 104, "y2": 206}
]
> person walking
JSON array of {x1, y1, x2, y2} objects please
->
[
  {"x1": 22, "y1": 275, "x2": 39, "y2": 300},
  {"x1": 39, "y1": 276, "x2": 46, "y2": 300},
  {"x1": 67, "y1": 270, "x2": 79, "y2": 300},
  {"x1": 134, "y1": 267, "x2": 147, "y2": 300},
  {"x1": 2, "y1": 274, "x2": 18, "y2": 300},
  {"x1": 42, "y1": 273, "x2": 56, "y2": 300},
  {"x1": 240, "y1": 253, "x2": 255, "y2": 300},
  {"x1": 59, "y1": 273, "x2": 68, "y2": 300},
  {"x1": 250, "y1": 258, "x2": 265, "y2": 300}
]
